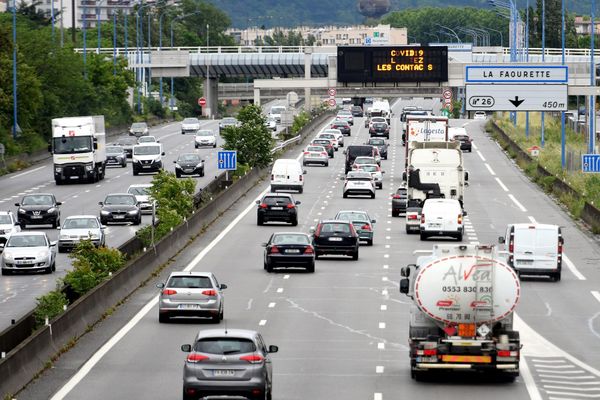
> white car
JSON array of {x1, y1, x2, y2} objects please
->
[
  {"x1": 321, "y1": 128, "x2": 344, "y2": 147},
  {"x1": 316, "y1": 133, "x2": 339, "y2": 150},
  {"x1": 58, "y1": 215, "x2": 105, "y2": 253},
  {"x1": 0, "y1": 211, "x2": 20, "y2": 249},
  {"x1": 181, "y1": 117, "x2": 201, "y2": 134},
  {"x1": 352, "y1": 156, "x2": 377, "y2": 170},
  {"x1": 1, "y1": 232, "x2": 57, "y2": 275},
  {"x1": 336, "y1": 110, "x2": 354, "y2": 126},
  {"x1": 473, "y1": 111, "x2": 487, "y2": 120},
  {"x1": 356, "y1": 164, "x2": 384, "y2": 189},
  {"x1": 302, "y1": 145, "x2": 329, "y2": 167},
  {"x1": 127, "y1": 183, "x2": 154, "y2": 214},
  {"x1": 265, "y1": 116, "x2": 277, "y2": 131},
  {"x1": 138, "y1": 135, "x2": 158, "y2": 144},
  {"x1": 342, "y1": 171, "x2": 376, "y2": 199},
  {"x1": 194, "y1": 129, "x2": 217, "y2": 148}
]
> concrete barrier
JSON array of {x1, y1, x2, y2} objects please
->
[{"x1": 0, "y1": 110, "x2": 334, "y2": 397}]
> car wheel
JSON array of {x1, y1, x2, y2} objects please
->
[
  {"x1": 456, "y1": 232, "x2": 463, "y2": 241},
  {"x1": 211, "y1": 311, "x2": 221, "y2": 324},
  {"x1": 298, "y1": 187, "x2": 303, "y2": 194},
  {"x1": 58, "y1": 246, "x2": 66, "y2": 253},
  {"x1": 352, "y1": 250, "x2": 359, "y2": 260},
  {"x1": 343, "y1": 192, "x2": 348, "y2": 198},
  {"x1": 291, "y1": 218, "x2": 298, "y2": 226},
  {"x1": 420, "y1": 232, "x2": 428, "y2": 241},
  {"x1": 194, "y1": 144, "x2": 198, "y2": 149},
  {"x1": 133, "y1": 169, "x2": 139, "y2": 176},
  {"x1": 367, "y1": 239, "x2": 373, "y2": 246},
  {"x1": 200, "y1": 169, "x2": 205, "y2": 177},
  {"x1": 134, "y1": 216, "x2": 142, "y2": 226},
  {"x1": 324, "y1": 161, "x2": 329, "y2": 167},
  {"x1": 213, "y1": 143, "x2": 217, "y2": 148},
  {"x1": 122, "y1": 160, "x2": 127, "y2": 167},
  {"x1": 159, "y1": 313, "x2": 169, "y2": 323},
  {"x1": 552, "y1": 272, "x2": 561, "y2": 282},
  {"x1": 266, "y1": 262, "x2": 273, "y2": 273},
  {"x1": 52, "y1": 219, "x2": 59, "y2": 229},
  {"x1": 19, "y1": 222, "x2": 26, "y2": 230},
  {"x1": 302, "y1": 161, "x2": 307, "y2": 166},
  {"x1": 406, "y1": 226, "x2": 412, "y2": 234},
  {"x1": 371, "y1": 193, "x2": 376, "y2": 199},
  {"x1": 175, "y1": 171, "x2": 181, "y2": 178},
  {"x1": 306, "y1": 262, "x2": 315, "y2": 273},
  {"x1": 392, "y1": 211, "x2": 399, "y2": 217},
  {"x1": 44, "y1": 265, "x2": 53, "y2": 274},
  {"x1": 257, "y1": 216, "x2": 264, "y2": 226},
  {"x1": 219, "y1": 306, "x2": 224, "y2": 320},
  {"x1": 1, "y1": 268, "x2": 10, "y2": 276}
]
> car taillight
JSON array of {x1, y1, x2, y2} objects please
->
[
  {"x1": 270, "y1": 245, "x2": 280, "y2": 254},
  {"x1": 259, "y1": 203, "x2": 268, "y2": 209},
  {"x1": 240, "y1": 354, "x2": 264, "y2": 364},
  {"x1": 304, "y1": 246, "x2": 314, "y2": 254},
  {"x1": 407, "y1": 214, "x2": 417, "y2": 220},
  {"x1": 458, "y1": 214, "x2": 463, "y2": 224},
  {"x1": 509, "y1": 233, "x2": 514, "y2": 252},
  {"x1": 187, "y1": 353, "x2": 209, "y2": 363},
  {"x1": 162, "y1": 289, "x2": 177, "y2": 295},
  {"x1": 201, "y1": 289, "x2": 217, "y2": 296},
  {"x1": 271, "y1": 174, "x2": 274, "y2": 180},
  {"x1": 299, "y1": 175, "x2": 303, "y2": 182},
  {"x1": 286, "y1": 203, "x2": 295, "y2": 209},
  {"x1": 558, "y1": 238, "x2": 563, "y2": 254},
  {"x1": 497, "y1": 350, "x2": 518, "y2": 357},
  {"x1": 304, "y1": 151, "x2": 310, "y2": 155},
  {"x1": 420, "y1": 213, "x2": 425, "y2": 224},
  {"x1": 392, "y1": 194, "x2": 401, "y2": 199},
  {"x1": 321, "y1": 152, "x2": 328, "y2": 156},
  {"x1": 361, "y1": 224, "x2": 372, "y2": 231}
]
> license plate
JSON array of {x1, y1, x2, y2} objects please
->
[
  {"x1": 31, "y1": 215, "x2": 43, "y2": 219},
  {"x1": 441, "y1": 355, "x2": 491, "y2": 363},
  {"x1": 213, "y1": 369, "x2": 236, "y2": 376},
  {"x1": 354, "y1": 182, "x2": 364, "y2": 185},
  {"x1": 114, "y1": 215, "x2": 125, "y2": 219},
  {"x1": 329, "y1": 237, "x2": 343, "y2": 241},
  {"x1": 15, "y1": 260, "x2": 31, "y2": 264},
  {"x1": 142, "y1": 165, "x2": 151, "y2": 169},
  {"x1": 517, "y1": 260, "x2": 533, "y2": 265},
  {"x1": 429, "y1": 223, "x2": 441, "y2": 228},
  {"x1": 179, "y1": 304, "x2": 201, "y2": 309},
  {"x1": 276, "y1": 175, "x2": 286, "y2": 179},
  {"x1": 286, "y1": 249, "x2": 300, "y2": 254},
  {"x1": 271, "y1": 207, "x2": 283, "y2": 210},
  {"x1": 69, "y1": 176, "x2": 79, "y2": 179}
]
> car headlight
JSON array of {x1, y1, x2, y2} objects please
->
[
  {"x1": 18, "y1": 208, "x2": 26, "y2": 214},
  {"x1": 85, "y1": 165, "x2": 94, "y2": 171},
  {"x1": 89, "y1": 233, "x2": 100, "y2": 240},
  {"x1": 175, "y1": 163, "x2": 181, "y2": 169},
  {"x1": 37, "y1": 250, "x2": 49, "y2": 258},
  {"x1": 132, "y1": 158, "x2": 140, "y2": 164},
  {"x1": 154, "y1": 157, "x2": 162, "y2": 163},
  {"x1": 47, "y1": 207, "x2": 57, "y2": 214},
  {"x1": 55, "y1": 167, "x2": 63, "y2": 173},
  {"x1": 100, "y1": 210, "x2": 110, "y2": 215},
  {"x1": 3, "y1": 252, "x2": 14, "y2": 261},
  {"x1": 59, "y1": 234, "x2": 70, "y2": 240},
  {"x1": 128, "y1": 210, "x2": 139, "y2": 215},
  {"x1": 196, "y1": 163, "x2": 204, "y2": 168}
]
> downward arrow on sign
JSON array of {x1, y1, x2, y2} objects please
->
[{"x1": 509, "y1": 96, "x2": 525, "y2": 107}]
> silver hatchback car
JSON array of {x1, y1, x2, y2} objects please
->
[
  {"x1": 157, "y1": 272, "x2": 226, "y2": 323},
  {"x1": 181, "y1": 329, "x2": 278, "y2": 400}
]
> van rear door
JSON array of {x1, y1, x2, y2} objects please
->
[
  {"x1": 424, "y1": 202, "x2": 458, "y2": 231},
  {"x1": 513, "y1": 226, "x2": 559, "y2": 271}
]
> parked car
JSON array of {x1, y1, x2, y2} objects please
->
[
  {"x1": 356, "y1": 164, "x2": 384, "y2": 189},
  {"x1": 366, "y1": 137, "x2": 388, "y2": 160},
  {"x1": 57, "y1": 215, "x2": 105, "y2": 252},
  {"x1": 127, "y1": 184, "x2": 154, "y2": 214},
  {"x1": 114, "y1": 137, "x2": 137, "y2": 158},
  {"x1": 1, "y1": 232, "x2": 56, "y2": 275},
  {"x1": 311, "y1": 220, "x2": 359, "y2": 260},
  {"x1": 262, "y1": 232, "x2": 315, "y2": 272},
  {"x1": 105, "y1": 145, "x2": 128, "y2": 167},
  {"x1": 334, "y1": 210, "x2": 376, "y2": 246},
  {"x1": 391, "y1": 186, "x2": 408, "y2": 217},
  {"x1": 180, "y1": 329, "x2": 277, "y2": 400},
  {"x1": 129, "y1": 121, "x2": 149, "y2": 137},
  {"x1": 219, "y1": 117, "x2": 239, "y2": 133},
  {"x1": 369, "y1": 121, "x2": 390, "y2": 139},
  {"x1": 342, "y1": 171, "x2": 376, "y2": 199},
  {"x1": 302, "y1": 145, "x2": 329, "y2": 167},
  {"x1": 157, "y1": 271, "x2": 226, "y2": 323},
  {"x1": 256, "y1": 193, "x2": 300, "y2": 226},
  {"x1": 174, "y1": 153, "x2": 205, "y2": 178},
  {"x1": 311, "y1": 138, "x2": 335, "y2": 158},
  {"x1": 15, "y1": 193, "x2": 62, "y2": 229},
  {"x1": 0, "y1": 211, "x2": 20, "y2": 247},
  {"x1": 181, "y1": 117, "x2": 201, "y2": 134},
  {"x1": 420, "y1": 198, "x2": 465, "y2": 241},
  {"x1": 195, "y1": 129, "x2": 217, "y2": 148},
  {"x1": 99, "y1": 193, "x2": 142, "y2": 225},
  {"x1": 330, "y1": 120, "x2": 351, "y2": 136},
  {"x1": 351, "y1": 105, "x2": 363, "y2": 117}
]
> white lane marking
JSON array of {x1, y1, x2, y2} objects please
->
[
  {"x1": 283, "y1": 274, "x2": 290, "y2": 280},
  {"x1": 563, "y1": 255, "x2": 587, "y2": 280},
  {"x1": 381, "y1": 277, "x2": 388, "y2": 282},
  {"x1": 378, "y1": 342, "x2": 385, "y2": 350},
  {"x1": 380, "y1": 305, "x2": 387, "y2": 311},
  {"x1": 384, "y1": 254, "x2": 389, "y2": 258},
  {"x1": 381, "y1": 289, "x2": 388, "y2": 296},
  {"x1": 268, "y1": 302, "x2": 276, "y2": 308},
  {"x1": 376, "y1": 366, "x2": 384, "y2": 373},
  {"x1": 374, "y1": 393, "x2": 383, "y2": 400},
  {"x1": 543, "y1": 380, "x2": 600, "y2": 385},
  {"x1": 383, "y1": 264, "x2": 389, "y2": 269},
  {"x1": 384, "y1": 244, "x2": 390, "y2": 249},
  {"x1": 528, "y1": 216, "x2": 537, "y2": 223},
  {"x1": 85, "y1": 190, "x2": 90, "y2": 193},
  {"x1": 476, "y1": 150, "x2": 486, "y2": 161},
  {"x1": 591, "y1": 291, "x2": 600, "y2": 304},
  {"x1": 379, "y1": 322, "x2": 386, "y2": 329},
  {"x1": 495, "y1": 177, "x2": 510, "y2": 192},
  {"x1": 259, "y1": 319, "x2": 267, "y2": 326},
  {"x1": 17, "y1": 192, "x2": 25, "y2": 195},
  {"x1": 9, "y1": 165, "x2": 46, "y2": 179},
  {"x1": 484, "y1": 163, "x2": 496, "y2": 176},
  {"x1": 508, "y1": 194, "x2": 527, "y2": 212},
  {"x1": 472, "y1": 142, "x2": 478, "y2": 150},
  {"x1": 247, "y1": 299, "x2": 253, "y2": 310},
  {"x1": 276, "y1": 288, "x2": 284, "y2": 293}
]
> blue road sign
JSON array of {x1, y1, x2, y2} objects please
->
[
  {"x1": 218, "y1": 150, "x2": 237, "y2": 170},
  {"x1": 582, "y1": 154, "x2": 600, "y2": 173}
]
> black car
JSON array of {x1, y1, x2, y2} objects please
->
[
  {"x1": 106, "y1": 145, "x2": 127, "y2": 167},
  {"x1": 330, "y1": 121, "x2": 351, "y2": 136},
  {"x1": 257, "y1": 194, "x2": 300, "y2": 226},
  {"x1": 311, "y1": 220, "x2": 359, "y2": 260},
  {"x1": 15, "y1": 193, "x2": 62, "y2": 229},
  {"x1": 99, "y1": 193, "x2": 141, "y2": 225},
  {"x1": 311, "y1": 139, "x2": 334, "y2": 158},
  {"x1": 366, "y1": 137, "x2": 388, "y2": 160},
  {"x1": 391, "y1": 186, "x2": 408, "y2": 217},
  {"x1": 344, "y1": 145, "x2": 377, "y2": 173},
  {"x1": 262, "y1": 232, "x2": 315, "y2": 273},
  {"x1": 174, "y1": 153, "x2": 205, "y2": 178},
  {"x1": 453, "y1": 134, "x2": 473, "y2": 152},
  {"x1": 114, "y1": 137, "x2": 137, "y2": 158},
  {"x1": 369, "y1": 121, "x2": 390, "y2": 139},
  {"x1": 351, "y1": 105, "x2": 364, "y2": 117}
]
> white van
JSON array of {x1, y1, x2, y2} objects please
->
[
  {"x1": 419, "y1": 198, "x2": 465, "y2": 241},
  {"x1": 269, "y1": 105, "x2": 286, "y2": 123},
  {"x1": 132, "y1": 143, "x2": 165, "y2": 175},
  {"x1": 270, "y1": 159, "x2": 306, "y2": 193},
  {"x1": 499, "y1": 223, "x2": 563, "y2": 281}
]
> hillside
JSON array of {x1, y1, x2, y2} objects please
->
[{"x1": 207, "y1": 0, "x2": 592, "y2": 28}]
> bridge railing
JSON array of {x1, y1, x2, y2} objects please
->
[{"x1": 74, "y1": 45, "x2": 338, "y2": 55}]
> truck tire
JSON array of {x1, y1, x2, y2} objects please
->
[
  {"x1": 420, "y1": 232, "x2": 428, "y2": 241},
  {"x1": 456, "y1": 232, "x2": 463, "y2": 241},
  {"x1": 553, "y1": 272, "x2": 562, "y2": 282}
]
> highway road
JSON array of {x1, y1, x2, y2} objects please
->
[
  {"x1": 17, "y1": 98, "x2": 600, "y2": 400},
  {"x1": 0, "y1": 101, "x2": 286, "y2": 332}
]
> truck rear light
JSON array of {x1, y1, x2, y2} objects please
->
[
  {"x1": 416, "y1": 349, "x2": 437, "y2": 356},
  {"x1": 271, "y1": 174, "x2": 274, "y2": 180},
  {"x1": 497, "y1": 350, "x2": 519, "y2": 357},
  {"x1": 299, "y1": 175, "x2": 303, "y2": 182},
  {"x1": 407, "y1": 214, "x2": 418, "y2": 220},
  {"x1": 509, "y1": 239, "x2": 514, "y2": 253},
  {"x1": 187, "y1": 353, "x2": 209, "y2": 363},
  {"x1": 458, "y1": 214, "x2": 463, "y2": 224},
  {"x1": 392, "y1": 194, "x2": 401, "y2": 199},
  {"x1": 162, "y1": 289, "x2": 177, "y2": 296},
  {"x1": 304, "y1": 246, "x2": 314, "y2": 254},
  {"x1": 240, "y1": 354, "x2": 264, "y2": 364},
  {"x1": 558, "y1": 238, "x2": 563, "y2": 254}
]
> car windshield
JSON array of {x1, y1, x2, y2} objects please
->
[
  {"x1": 359, "y1": 165, "x2": 378, "y2": 173},
  {"x1": 333, "y1": 122, "x2": 347, "y2": 126},
  {"x1": 183, "y1": 118, "x2": 199, "y2": 124},
  {"x1": 0, "y1": 215, "x2": 12, "y2": 224},
  {"x1": 63, "y1": 218, "x2": 99, "y2": 229},
  {"x1": 349, "y1": 177, "x2": 372, "y2": 181},
  {"x1": 22, "y1": 195, "x2": 53, "y2": 206},
  {"x1": 263, "y1": 196, "x2": 292, "y2": 205},
  {"x1": 131, "y1": 123, "x2": 147, "y2": 129},
  {"x1": 133, "y1": 146, "x2": 160, "y2": 155},
  {"x1": 272, "y1": 234, "x2": 310, "y2": 245},
  {"x1": 194, "y1": 338, "x2": 256, "y2": 355},
  {"x1": 338, "y1": 111, "x2": 351, "y2": 116},
  {"x1": 319, "y1": 134, "x2": 334, "y2": 139},
  {"x1": 196, "y1": 130, "x2": 213, "y2": 136},
  {"x1": 178, "y1": 154, "x2": 201, "y2": 162},
  {"x1": 167, "y1": 275, "x2": 212, "y2": 288},
  {"x1": 320, "y1": 223, "x2": 350, "y2": 233},
  {"x1": 313, "y1": 140, "x2": 329, "y2": 146},
  {"x1": 373, "y1": 123, "x2": 387, "y2": 128},
  {"x1": 223, "y1": 118, "x2": 237, "y2": 124},
  {"x1": 271, "y1": 106, "x2": 285, "y2": 113},
  {"x1": 337, "y1": 212, "x2": 368, "y2": 222},
  {"x1": 453, "y1": 135, "x2": 469, "y2": 141},
  {"x1": 369, "y1": 139, "x2": 384, "y2": 145},
  {"x1": 7, "y1": 235, "x2": 46, "y2": 247},
  {"x1": 52, "y1": 136, "x2": 93, "y2": 154},
  {"x1": 106, "y1": 146, "x2": 123, "y2": 154},
  {"x1": 128, "y1": 186, "x2": 150, "y2": 196},
  {"x1": 104, "y1": 195, "x2": 136, "y2": 205}
]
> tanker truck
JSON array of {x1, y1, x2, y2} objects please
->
[{"x1": 399, "y1": 244, "x2": 521, "y2": 380}]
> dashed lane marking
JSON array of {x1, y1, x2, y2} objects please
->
[
  {"x1": 508, "y1": 194, "x2": 527, "y2": 212},
  {"x1": 495, "y1": 177, "x2": 509, "y2": 192},
  {"x1": 268, "y1": 302, "x2": 276, "y2": 308},
  {"x1": 484, "y1": 163, "x2": 496, "y2": 176},
  {"x1": 259, "y1": 320, "x2": 267, "y2": 326}
]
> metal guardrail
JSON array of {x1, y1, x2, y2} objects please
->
[{"x1": 271, "y1": 135, "x2": 302, "y2": 154}]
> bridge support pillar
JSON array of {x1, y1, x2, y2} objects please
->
[
  {"x1": 304, "y1": 48, "x2": 313, "y2": 112},
  {"x1": 254, "y1": 88, "x2": 261, "y2": 106},
  {"x1": 203, "y1": 77, "x2": 218, "y2": 118}
]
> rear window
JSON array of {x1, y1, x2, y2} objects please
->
[
  {"x1": 396, "y1": 188, "x2": 407, "y2": 195},
  {"x1": 272, "y1": 234, "x2": 310, "y2": 245},
  {"x1": 336, "y1": 212, "x2": 368, "y2": 222},
  {"x1": 320, "y1": 223, "x2": 351, "y2": 233},
  {"x1": 359, "y1": 165, "x2": 378, "y2": 172},
  {"x1": 348, "y1": 147, "x2": 373, "y2": 157},
  {"x1": 369, "y1": 139, "x2": 384, "y2": 145},
  {"x1": 194, "y1": 338, "x2": 256, "y2": 355},
  {"x1": 0, "y1": 215, "x2": 12, "y2": 224},
  {"x1": 263, "y1": 196, "x2": 292, "y2": 205},
  {"x1": 167, "y1": 276, "x2": 212, "y2": 289}
]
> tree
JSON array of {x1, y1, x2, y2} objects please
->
[{"x1": 221, "y1": 104, "x2": 274, "y2": 168}]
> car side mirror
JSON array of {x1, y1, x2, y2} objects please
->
[
  {"x1": 371, "y1": 219, "x2": 376, "y2": 223},
  {"x1": 56, "y1": 202, "x2": 62, "y2": 206},
  {"x1": 161, "y1": 152, "x2": 165, "y2": 156},
  {"x1": 98, "y1": 202, "x2": 103, "y2": 206},
  {"x1": 295, "y1": 201, "x2": 301, "y2": 205},
  {"x1": 47, "y1": 144, "x2": 52, "y2": 152},
  {"x1": 156, "y1": 282, "x2": 165, "y2": 289},
  {"x1": 255, "y1": 200, "x2": 261, "y2": 205},
  {"x1": 382, "y1": 171, "x2": 385, "y2": 174},
  {"x1": 401, "y1": 265, "x2": 412, "y2": 277},
  {"x1": 400, "y1": 278, "x2": 410, "y2": 294},
  {"x1": 220, "y1": 284, "x2": 227, "y2": 290},
  {"x1": 402, "y1": 171, "x2": 407, "y2": 181},
  {"x1": 181, "y1": 344, "x2": 192, "y2": 353},
  {"x1": 93, "y1": 142, "x2": 98, "y2": 150},
  {"x1": 156, "y1": 140, "x2": 160, "y2": 143},
  {"x1": 173, "y1": 160, "x2": 177, "y2": 164},
  {"x1": 303, "y1": 170, "x2": 307, "y2": 175},
  {"x1": 268, "y1": 345, "x2": 279, "y2": 353},
  {"x1": 464, "y1": 171, "x2": 469, "y2": 181},
  {"x1": 498, "y1": 236, "x2": 505, "y2": 244},
  {"x1": 462, "y1": 210, "x2": 468, "y2": 216},
  {"x1": 339, "y1": 177, "x2": 345, "y2": 181},
  {"x1": 14, "y1": 203, "x2": 20, "y2": 207},
  {"x1": 261, "y1": 242, "x2": 268, "y2": 247},
  {"x1": 50, "y1": 241, "x2": 57, "y2": 247}
]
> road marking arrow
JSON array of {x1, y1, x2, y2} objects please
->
[{"x1": 509, "y1": 96, "x2": 525, "y2": 107}]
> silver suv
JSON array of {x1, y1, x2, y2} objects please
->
[
  {"x1": 181, "y1": 329, "x2": 278, "y2": 400},
  {"x1": 157, "y1": 271, "x2": 226, "y2": 323}
]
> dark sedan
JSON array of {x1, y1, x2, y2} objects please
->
[
  {"x1": 366, "y1": 137, "x2": 388, "y2": 160},
  {"x1": 330, "y1": 121, "x2": 351, "y2": 136},
  {"x1": 262, "y1": 232, "x2": 315, "y2": 273},
  {"x1": 257, "y1": 194, "x2": 300, "y2": 226},
  {"x1": 453, "y1": 134, "x2": 473, "y2": 152},
  {"x1": 15, "y1": 193, "x2": 62, "y2": 229},
  {"x1": 311, "y1": 220, "x2": 359, "y2": 260},
  {"x1": 174, "y1": 153, "x2": 205, "y2": 178},
  {"x1": 99, "y1": 193, "x2": 141, "y2": 225},
  {"x1": 106, "y1": 145, "x2": 127, "y2": 167},
  {"x1": 351, "y1": 105, "x2": 363, "y2": 117},
  {"x1": 114, "y1": 137, "x2": 137, "y2": 158},
  {"x1": 391, "y1": 186, "x2": 408, "y2": 217},
  {"x1": 369, "y1": 122, "x2": 390, "y2": 139}
]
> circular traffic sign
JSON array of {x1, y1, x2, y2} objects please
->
[
  {"x1": 198, "y1": 97, "x2": 207, "y2": 107},
  {"x1": 443, "y1": 97, "x2": 452, "y2": 105},
  {"x1": 328, "y1": 88, "x2": 337, "y2": 97},
  {"x1": 442, "y1": 89, "x2": 452, "y2": 100},
  {"x1": 328, "y1": 98, "x2": 337, "y2": 107}
]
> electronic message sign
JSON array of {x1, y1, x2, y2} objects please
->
[{"x1": 337, "y1": 46, "x2": 448, "y2": 83}]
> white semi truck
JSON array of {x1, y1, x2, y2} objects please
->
[
  {"x1": 403, "y1": 115, "x2": 448, "y2": 168},
  {"x1": 50, "y1": 116, "x2": 107, "y2": 184},
  {"x1": 400, "y1": 244, "x2": 521, "y2": 380}
]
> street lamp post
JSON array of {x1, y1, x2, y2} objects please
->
[
  {"x1": 113, "y1": 9, "x2": 117, "y2": 75},
  {"x1": 487, "y1": 26, "x2": 503, "y2": 47},
  {"x1": 206, "y1": 23, "x2": 210, "y2": 118},
  {"x1": 83, "y1": 2, "x2": 88, "y2": 79},
  {"x1": 590, "y1": 0, "x2": 596, "y2": 154},
  {"x1": 541, "y1": 0, "x2": 546, "y2": 148},
  {"x1": 50, "y1": 0, "x2": 55, "y2": 42},
  {"x1": 170, "y1": 11, "x2": 202, "y2": 111},
  {"x1": 561, "y1": 0, "x2": 566, "y2": 167},
  {"x1": 435, "y1": 24, "x2": 461, "y2": 43},
  {"x1": 159, "y1": 10, "x2": 167, "y2": 106},
  {"x1": 525, "y1": 0, "x2": 530, "y2": 138},
  {"x1": 10, "y1": 0, "x2": 18, "y2": 139},
  {"x1": 136, "y1": 3, "x2": 152, "y2": 114}
]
